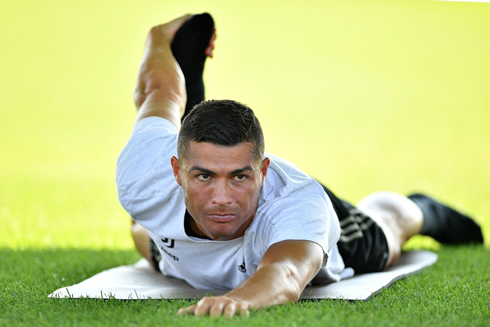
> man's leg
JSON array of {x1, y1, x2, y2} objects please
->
[
  {"x1": 356, "y1": 191, "x2": 484, "y2": 267},
  {"x1": 407, "y1": 193, "x2": 484, "y2": 244},
  {"x1": 320, "y1": 184, "x2": 392, "y2": 273},
  {"x1": 131, "y1": 220, "x2": 154, "y2": 266},
  {"x1": 171, "y1": 13, "x2": 215, "y2": 119},
  {"x1": 356, "y1": 191, "x2": 424, "y2": 266},
  {"x1": 133, "y1": 15, "x2": 191, "y2": 128},
  {"x1": 131, "y1": 14, "x2": 215, "y2": 268}
]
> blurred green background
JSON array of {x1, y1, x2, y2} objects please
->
[{"x1": 1, "y1": 0, "x2": 489, "y2": 250}]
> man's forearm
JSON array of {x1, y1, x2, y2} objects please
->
[
  {"x1": 177, "y1": 262, "x2": 310, "y2": 319},
  {"x1": 225, "y1": 261, "x2": 306, "y2": 308},
  {"x1": 177, "y1": 240, "x2": 324, "y2": 318}
]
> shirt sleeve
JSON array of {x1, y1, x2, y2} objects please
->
[
  {"x1": 259, "y1": 182, "x2": 341, "y2": 267},
  {"x1": 115, "y1": 117, "x2": 179, "y2": 219}
]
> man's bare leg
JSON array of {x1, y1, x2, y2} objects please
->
[
  {"x1": 357, "y1": 190, "x2": 484, "y2": 268},
  {"x1": 356, "y1": 191, "x2": 424, "y2": 267},
  {"x1": 133, "y1": 14, "x2": 190, "y2": 128},
  {"x1": 130, "y1": 14, "x2": 216, "y2": 268}
]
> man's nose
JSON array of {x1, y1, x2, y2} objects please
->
[{"x1": 212, "y1": 179, "x2": 232, "y2": 205}]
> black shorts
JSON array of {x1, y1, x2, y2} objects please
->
[{"x1": 320, "y1": 184, "x2": 389, "y2": 274}]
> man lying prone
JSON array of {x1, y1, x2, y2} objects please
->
[{"x1": 116, "y1": 13, "x2": 484, "y2": 318}]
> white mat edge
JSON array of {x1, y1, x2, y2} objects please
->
[{"x1": 49, "y1": 250, "x2": 437, "y2": 301}]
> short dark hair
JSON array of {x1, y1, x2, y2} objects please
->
[{"x1": 178, "y1": 99, "x2": 264, "y2": 162}]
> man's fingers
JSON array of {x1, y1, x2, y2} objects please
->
[
  {"x1": 194, "y1": 297, "x2": 215, "y2": 316},
  {"x1": 223, "y1": 301, "x2": 249, "y2": 319},
  {"x1": 177, "y1": 304, "x2": 197, "y2": 316},
  {"x1": 209, "y1": 300, "x2": 225, "y2": 318},
  {"x1": 236, "y1": 304, "x2": 250, "y2": 317},
  {"x1": 223, "y1": 302, "x2": 236, "y2": 319},
  {"x1": 177, "y1": 296, "x2": 249, "y2": 318}
]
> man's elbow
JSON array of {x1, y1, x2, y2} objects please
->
[
  {"x1": 284, "y1": 258, "x2": 322, "y2": 302},
  {"x1": 277, "y1": 263, "x2": 308, "y2": 303}
]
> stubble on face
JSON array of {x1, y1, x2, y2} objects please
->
[{"x1": 172, "y1": 141, "x2": 269, "y2": 241}]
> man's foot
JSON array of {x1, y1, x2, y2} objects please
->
[
  {"x1": 171, "y1": 13, "x2": 216, "y2": 120},
  {"x1": 155, "y1": 14, "x2": 193, "y2": 42},
  {"x1": 408, "y1": 193, "x2": 484, "y2": 245}
]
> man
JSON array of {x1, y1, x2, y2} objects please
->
[{"x1": 116, "y1": 13, "x2": 483, "y2": 318}]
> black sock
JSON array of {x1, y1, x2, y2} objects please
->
[
  {"x1": 171, "y1": 13, "x2": 214, "y2": 121},
  {"x1": 408, "y1": 193, "x2": 484, "y2": 245}
]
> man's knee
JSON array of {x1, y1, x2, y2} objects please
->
[
  {"x1": 358, "y1": 191, "x2": 423, "y2": 242},
  {"x1": 358, "y1": 192, "x2": 422, "y2": 221}
]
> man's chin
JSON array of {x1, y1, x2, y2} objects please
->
[{"x1": 206, "y1": 226, "x2": 241, "y2": 241}]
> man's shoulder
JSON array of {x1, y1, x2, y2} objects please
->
[
  {"x1": 131, "y1": 116, "x2": 179, "y2": 137},
  {"x1": 257, "y1": 153, "x2": 334, "y2": 226},
  {"x1": 116, "y1": 116, "x2": 180, "y2": 213},
  {"x1": 117, "y1": 117, "x2": 178, "y2": 174},
  {"x1": 262, "y1": 153, "x2": 325, "y2": 201}
]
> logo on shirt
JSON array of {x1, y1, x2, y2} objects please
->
[
  {"x1": 159, "y1": 238, "x2": 178, "y2": 261},
  {"x1": 238, "y1": 261, "x2": 247, "y2": 273},
  {"x1": 161, "y1": 238, "x2": 175, "y2": 248},
  {"x1": 161, "y1": 248, "x2": 179, "y2": 261}
]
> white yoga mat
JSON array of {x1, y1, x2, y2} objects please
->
[{"x1": 49, "y1": 250, "x2": 437, "y2": 301}]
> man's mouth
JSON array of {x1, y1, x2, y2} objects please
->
[{"x1": 207, "y1": 214, "x2": 236, "y2": 223}]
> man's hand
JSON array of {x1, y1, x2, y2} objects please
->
[
  {"x1": 177, "y1": 295, "x2": 250, "y2": 318},
  {"x1": 176, "y1": 241, "x2": 323, "y2": 319}
]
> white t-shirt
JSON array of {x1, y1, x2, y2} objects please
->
[{"x1": 116, "y1": 117, "x2": 347, "y2": 289}]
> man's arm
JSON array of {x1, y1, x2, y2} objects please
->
[
  {"x1": 133, "y1": 15, "x2": 191, "y2": 129},
  {"x1": 177, "y1": 240, "x2": 324, "y2": 318}
]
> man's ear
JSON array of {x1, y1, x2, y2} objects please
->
[
  {"x1": 170, "y1": 156, "x2": 183, "y2": 186},
  {"x1": 260, "y1": 157, "x2": 270, "y2": 182}
]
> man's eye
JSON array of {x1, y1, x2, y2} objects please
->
[
  {"x1": 234, "y1": 175, "x2": 246, "y2": 181},
  {"x1": 198, "y1": 174, "x2": 210, "y2": 181}
]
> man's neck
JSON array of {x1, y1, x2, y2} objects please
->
[{"x1": 184, "y1": 210, "x2": 211, "y2": 239}]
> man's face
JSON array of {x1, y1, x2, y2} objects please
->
[{"x1": 171, "y1": 141, "x2": 269, "y2": 241}]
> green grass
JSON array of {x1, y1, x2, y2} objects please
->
[
  {"x1": 1, "y1": 0, "x2": 490, "y2": 325},
  {"x1": 1, "y1": 247, "x2": 488, "y2": 326}
]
